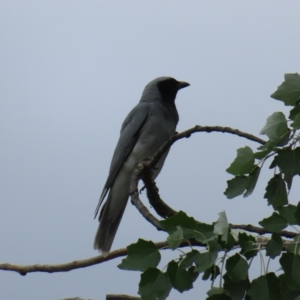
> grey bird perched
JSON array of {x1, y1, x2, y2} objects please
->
[{"x1": 94, "y1": 76, "x2": 190, "y2": 256}]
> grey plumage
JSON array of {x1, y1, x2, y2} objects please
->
[{"x1": 94, "y1": 77, "x2": 190, "y2": 256}]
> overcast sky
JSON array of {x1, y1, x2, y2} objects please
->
[{"x1": 1, "y1": 1, "x2": 300, "y2": 299}]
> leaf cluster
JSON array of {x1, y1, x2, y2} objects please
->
[
  {"x1": 119, "y1": 210, "x2": 300, "y2": 299},
  {"x1": 118, "y1": 74, "x2": 300, "y2": 299},
  {"x1": 225, "y1": 74, "x2": 300, "y2": 203},
  {"x1": 225, "y1": 73, "x2": 300, "y2": 231}
]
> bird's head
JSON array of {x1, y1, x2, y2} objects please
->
[{"x1": 141, "y1": 77, "x2": 190, "y2": 103}]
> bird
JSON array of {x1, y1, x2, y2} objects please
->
[{"x1": 94, "y1": 76, "x2": 190, "y2": 256}]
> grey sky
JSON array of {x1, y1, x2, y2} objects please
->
[{"x1": 1, "y1": 1, "x2": 300, "y2": 299}]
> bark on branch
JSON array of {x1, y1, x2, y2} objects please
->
[
  {"x1": 147, "y1": 125, "x2": 266, "y2": 169},
  {"x1": 0, "y1": 240, "x2": 203, "y2": 275}
]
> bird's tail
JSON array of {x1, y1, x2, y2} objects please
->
[{"x1": 93, "y1": 190, "x2": 128, "y2": 256}]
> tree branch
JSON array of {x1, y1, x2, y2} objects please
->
[
  {"x1": 229, "y1": 224, "x2": 297, "y2": 239},
  {"x1": 141, "y1": 166, "x2": 177, "y2": 218},
  {"x1": 1, "y1": 233, "x2": 297, "y2": 276},
  {"x1": 147, "y1": 125, "x2": 266, "y2": 169},
  {"x1": 0, "y1": 247, "x2": 129, "y2": 275},
  {"x1": 0, "y1": 240, "x2": 202, "y2": 275},
  {"x1": 132, "y1": 125, "x2": 265, "y2": 219}
]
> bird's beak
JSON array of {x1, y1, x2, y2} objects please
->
[{"x1": 177, "y1": 81, "x2": 190, "y2": 90}]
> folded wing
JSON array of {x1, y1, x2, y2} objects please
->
[{"x1": 94, "y1": 103, "x2": 150, "y2": 219}]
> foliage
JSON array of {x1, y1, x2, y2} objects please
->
[{"x1": 119, "y1": 73, "x2": 300, "y2": 299}]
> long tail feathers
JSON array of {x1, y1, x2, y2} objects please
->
[{"x1": 93, "y1": 191, "x2": 128, "y2": 256}]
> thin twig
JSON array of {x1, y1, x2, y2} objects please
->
[{"x1": 229, "y1": 224, "x2": 297, "y2": 239}]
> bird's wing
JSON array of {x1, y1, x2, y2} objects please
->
[{"x1": 94, "y1": 103, "x2": 150, "y2": 218}]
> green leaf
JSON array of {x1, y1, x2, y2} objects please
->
[
  {"x1": 244, "y1": 166, "x2": 261, "y2": 197},
  {"x1": 295, "y1": 202, "x2": 300, "y2": 225},
  {"x1": 269, "y1": 157, "x2": 277, "y2": 169},
  {"x1": 159, "y1": 211, "x2": 196, "y2": 235},
  {"x1": 118, "y1": 239, "x2": 160, "y2": 271},
  {"x1": 239, "y1": 232, "x2": 258, "y2": 260},
  {"x1": 290, "y1": 104, "x2": 300, "y2": 119},
  {"x1": 260, "y1": 112, "x2": 290, "y2": 146},
  {"x1": 167, "y1": 226, "x2": 183, "y2": 249},
  {"x1": 266, "y1": 233, "x2": 283, "y2": 259},
  {"x1": 226, "y1": 146, "x2": 255, "y2": 175},
  {"x1": 223, "y1": 273, "x2": 249, "y2": 300},
  {"x1": 202, "y1": 265, "x2": 220, "y2": 281},
  {"x1": 230, "y1": 229, "x2": 240, "y2": 242},
  {"x1": 254, "y1": 140, "x2": 277, "y2": 159},
  {"x1": 264, "y1": 175, "x2": 288, "y2": 209},
  {"x1": 271, "y1": 73, "x2": 300, "y2": 106},
  {"x1": 279, "y1": 274, "x2": 300, "y2": 300},
  {"x1": 195, "y1": 252, "x2": 216, "y2": 273},
  {"x1": 285, "y1": 235, "x2": 300, "y2": 255},
  {"x1": 291, "y1": 113, "x2": 300, "y2": 129},
  {"x1": 138, "y1": 268, "x2": 172, "y2": 300},
  {"x1": 194, "y1": 222, "x2": 218, "y2": 243},
  {"x1": 224, "y1": 176, "x2": 249, "y2": 199},
  {"x1": 273, "y1": 148, "x2": 300, "y2": 189},
  {"x1": 180, "y1": 249, "x2": 201, "y2": 269},
  {"x1": 209, "y1": 238, "x2": 222, "y2": 252},
  {"x1": 159, "y1": 211, "x2": 216, "y2": 242},
  {"x1": 194, "y1": 240, "x2": 220, "y2": 273},
  {"x1": 207, "y1": 288, "x2": 232, "y2": 300},
  {"x1": 207, "y1": 287, "x2": 228, "y2": 296},
  {"x1": 225, "y1": 253, "x2": 248, "y2": 282},
  {"x1": 188, "y1": 266, "x2": 199, "y2": 283},
  {"x1": 280, "y1": 252, "x2": 300, "y2": 290},
  {"x1": 218, "y1": 228, "x2": 235, "y2": 251},
  {"x1": 247, "y1": 273, "x2": 280, "y2": 300},
  {"x1": 278, "y1": 204, "x2": 297, "y2": 225},
  {"x1": 259, "y1": 212, "x2": 288, "y2": 232},
  {"x1": 166, "y1": 260, "x2": 194, "y2": 293},
  {"x1": 225, "y1": 167, "x2": 260, "y2": 200},
  {"x1": 214, "y1": 211, "x2": 229, "y2": 241}
]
